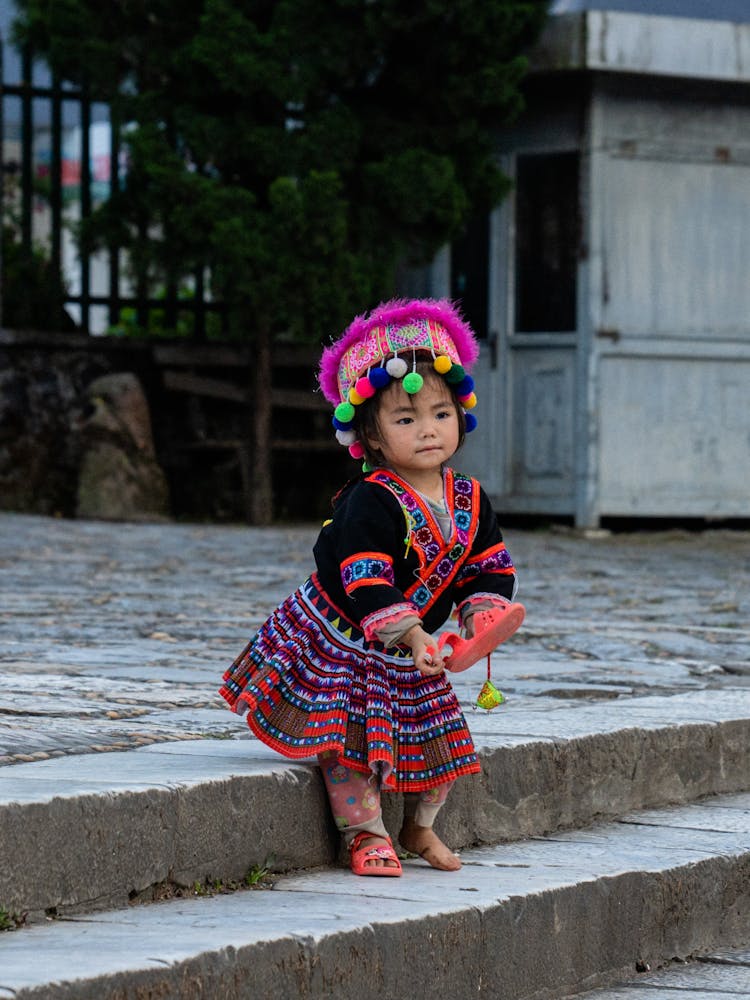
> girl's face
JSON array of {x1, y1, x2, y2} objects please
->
[{"x1": 365, "y1": 377, "x2": 460, "y2": 490}]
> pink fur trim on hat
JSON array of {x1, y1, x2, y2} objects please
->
[{"x1": 318, "y1": 298, "x2": 479, "y2": 405}]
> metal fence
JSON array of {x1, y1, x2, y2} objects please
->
[{"x1": 1, "y1": 35, "x2": 220, "y2": 337}]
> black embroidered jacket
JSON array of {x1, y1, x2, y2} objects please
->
[{"x1": 312, "y1": 468, "x2": 516, "y2": 642}]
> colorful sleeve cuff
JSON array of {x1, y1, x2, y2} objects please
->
[
  {"x1": 456, "y1": 593, "x2": 512, "y2": 629},
  {"x1": 341, "y1": 551, "x2": 396, "y2": 596},
  {"x1": 361, "y1": 602, "x2": 421, "y2": 644},
  {"x1": 374, "y1": 614, "x2": 422, "y2": 649}
]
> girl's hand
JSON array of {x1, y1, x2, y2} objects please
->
[{"x1": 401, "y1": 624, "x2": 445, "y2": 675}]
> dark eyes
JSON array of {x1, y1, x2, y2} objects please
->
[{"x1": 395, "y1": 409, "x2": 452, "y2": 425}]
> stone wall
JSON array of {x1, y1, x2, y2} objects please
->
[{"x1": 0, "y1": 329, "x2": 347, "y2": 522}]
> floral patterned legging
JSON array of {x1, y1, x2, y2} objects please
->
[{"x1": 318, "y1": 752, "x2": 453, "y2": 846}]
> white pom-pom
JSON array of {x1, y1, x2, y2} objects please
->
[
  {"x1": 335, "y1": 428, "x2": 357, "y2": 446},
  {"x1": 386, "y1": 356, "x2": 408, "y2": 378}
]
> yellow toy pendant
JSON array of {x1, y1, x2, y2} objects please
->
[
  {"x1": 474, "y1": 654, "x2": 506, "y2": 711},
  {"x1": 476, "y1": 679, "x2": 506, "y2": 711}
]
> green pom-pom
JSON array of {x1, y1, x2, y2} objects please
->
[
  {"x1": 334, "y1": 401, "x2": 356, "y2": 422},
  {"x1": 361, "y1": 460, "x2": 373, "y2": 473},
  {"x1": 444, "y1": 364, "x2": 466, "y2": 384},
  {"x1": 402, "y1": 372, "x2": 424, "y2": 394}
]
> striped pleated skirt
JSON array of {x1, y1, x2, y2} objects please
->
[{"x1": 219, "y1": 573, "x2": 480, "y2": 792}]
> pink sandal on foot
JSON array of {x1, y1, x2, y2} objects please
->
[
  {"x1": 440, "y1": 602, "x2": 526, "y2": 673},
  {"x1": 349, "y1": 832, "x2": 403, "y2": 877}
]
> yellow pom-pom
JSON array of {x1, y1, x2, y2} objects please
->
[
  {"x1": 434, "y1": 355, "x2": 452, "y2": 374},
  {"x1": 462, "y1": 392, "x2": 477, "y2": 410},
  {"x1": 476, "y1": 679, "x2": 506, "y2": 711},
  {"x1": 348, "y1": 387, "x2": 365, "y2": 405}
]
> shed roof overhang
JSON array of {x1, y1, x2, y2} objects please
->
[{"x1": 531, "y1": 10, "x2": 750, "y2": 83}]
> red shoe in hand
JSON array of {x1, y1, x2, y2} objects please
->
[{"x1": 440, "y1": 603, "x2": 525, "y2": 674}]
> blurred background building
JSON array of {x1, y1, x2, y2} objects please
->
[{"x1": 450, "y1": 0, "x2": 750, "y2": 526}]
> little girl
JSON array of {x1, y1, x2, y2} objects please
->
[{"x1": 219, "y1": 299, "x2": 518, "y2": 876}]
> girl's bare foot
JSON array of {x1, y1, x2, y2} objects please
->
[{"x1": 399, "y1": 817, "x2": 461, "y2": 871}]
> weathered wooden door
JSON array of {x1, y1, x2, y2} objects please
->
[{"x1": 459, "y1": 151, "x2": 581, "y2": 520}]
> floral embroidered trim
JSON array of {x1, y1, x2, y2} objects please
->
[
  {"x1": 367, "y1": 468, "x2": 480, "y2": 612},
  {"x1": 457, "y1": 593, "x2": 511, "y2": 629},
  {"x1": 361, "y1": 602, "x2": 421, "y2": 643},
  {"x1": 341, "y1": 551, "x2": 395, "y2": 595},
  {"x1": 454, "y1": 542, "x2": 515, "y2": 590}
]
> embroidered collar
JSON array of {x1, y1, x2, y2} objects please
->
[{"x1": 366, "y1": 468, "x2": 480, "y2": 611}]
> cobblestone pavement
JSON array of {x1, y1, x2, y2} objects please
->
[{"x1": 1, "y1": 512, "x2": 748, "y2": 765}]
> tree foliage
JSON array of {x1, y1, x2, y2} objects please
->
[{"x1": 14, "y1": 0, "x2": 549, "y2": 343}]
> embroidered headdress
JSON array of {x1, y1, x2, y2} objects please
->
[{"x1": 319, "y1": 298, "x2": 480, "y2": 461}]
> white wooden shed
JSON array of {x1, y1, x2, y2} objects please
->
[{"x1": 443, "y1": 0, "x2": 750, "y2": 526}]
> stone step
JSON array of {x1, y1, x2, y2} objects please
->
[
  {"x1": 2, "y1": 689, "x2": 750, "y2": 923},
  {"x1": 570, "y1": 948, "x2": 750, "y2": 999},
  {"x1": 1, "y1": 794, "x2": 750, "y2": 1000}
]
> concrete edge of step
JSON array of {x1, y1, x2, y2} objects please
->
[
  {"x1": 2, "y1": 709, "x2": 750, "y2": 923},
  {"x1": 2, "y1": 796, "x2": 750, "y2": 1000}
]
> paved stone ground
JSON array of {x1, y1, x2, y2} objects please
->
[
  {"x1": 576, "y1": 947, "x2": 750, "y2": 1000},
  {"x1": 1, "y1": 512, "x2": 748, "y2": 766},
  {"x1": 2, "y1": 512, "x2": 750, "y2": 999}
]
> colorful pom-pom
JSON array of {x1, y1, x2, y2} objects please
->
[
  {"x1": 386, "y1": 356, "x2": 408, "y2": 379},
  {"x1": 355, "y1": 376, "x2": 376, "y2": 399},
  {"x1": 444, "y1": 363, "x2": 466, "y2": 384},
  {"x1": 455, "y1": 375, "x2": 475, "y2": 397},
  {"x1": 458, "y1": 391, "x2": 477, "y2": 410},
  {"x1": 334, "y1": 401, "x2": 355, "y2": 423},
  {"x1": 434, "y1": 355, "x2": 452, "y2": 374},
  {"x1": 362, "y1": 460, "x2": 373, "y2": 473},
  {"x1": 369, "y1": 366, "x2": 390, "y2": 388},
  {"x1": 348, "y1": 441, "x2": 365, "y2": 459},
  {"x1": 348, "y1": 386, "x2": 365, "y2": 405},
  {"x1": 335, "y1": 428, "x2": 357, "y2": 446},
  {"x1": 464, "y1": 412, "x2": 478, "y2": 433},
  {"x1": 402, "y1": 371, "x2": 424, "y2": 394},
  {"x1": 332, "y1": 415, "x2": 352, "y2": 431}
]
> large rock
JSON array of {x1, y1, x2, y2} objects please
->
[
  {"x1": 0, "y1": 347, "x2": 105, "y2": 516},
  {"x1": 76, "y1": 372, "x2": 170, "y2": 521}
]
